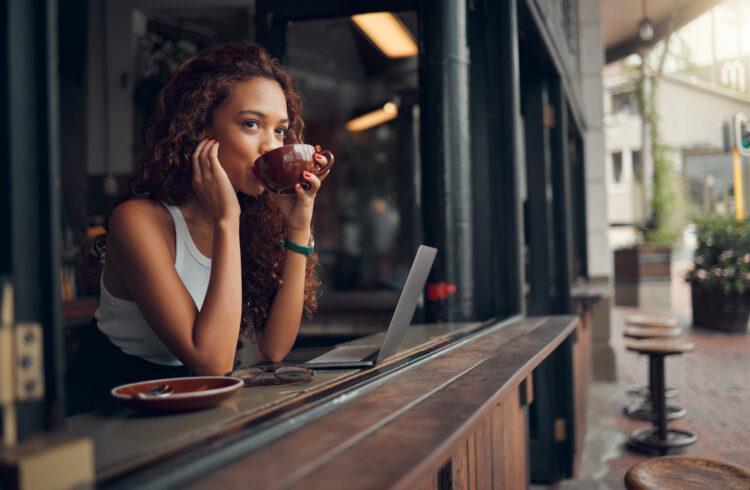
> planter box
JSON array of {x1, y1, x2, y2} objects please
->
[
  {"x1": 691, "y1": 285, "x2": 750, "y2": 333},
  {"x1": 614, "y1": 246, "x2": 672, "y2": 308}
]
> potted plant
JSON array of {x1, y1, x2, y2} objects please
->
[{"x1": 685, "y1": 215, "x2": 750, "y2": 333}]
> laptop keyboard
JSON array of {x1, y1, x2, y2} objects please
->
[{"x1": 306, "y1": 345, "x2": 380, "y2": 364}]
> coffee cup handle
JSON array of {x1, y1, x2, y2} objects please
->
[{"x1": 313, "y1": 146, "x2": 334, "y2": 174}]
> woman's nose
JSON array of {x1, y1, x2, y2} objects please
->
[{"x1": 259, "y1": 131, "x2": 283, "y2": 154}]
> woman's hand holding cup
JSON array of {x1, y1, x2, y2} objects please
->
[
  {"x1": 253, "y1": 144, "x2": 334, "y2": 235},
  {"x1": 278, "y1": 153, "x2": 331, "y2": 236}
]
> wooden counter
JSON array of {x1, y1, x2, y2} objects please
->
[
  {"x1": 66, "y1": 320, "x2": 486, "y2": 482},
  {"x1": 76, "y1": 315, "x2": 579, "y2": 489}
]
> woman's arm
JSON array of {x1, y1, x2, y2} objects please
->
[
  {"x1": 108, "y1": 140, "x2": 243, "y2": 375},
  {"x1": 258, "y1": 226, "x2": 311, "y2": 362},
  {"x1": 108, "y1": 205, "x2": 241, "y2": 375},
  {"x1": 258, "y1": 166, "x2": 327, "y2": 362}
]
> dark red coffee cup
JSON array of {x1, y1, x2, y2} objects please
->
[{"x1": 252, "y1": 144, "x2": 334, "y2": 195}]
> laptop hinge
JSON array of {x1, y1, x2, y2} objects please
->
[{"x1": 362, "y1": 350, "x2": 380, "y2": 362}]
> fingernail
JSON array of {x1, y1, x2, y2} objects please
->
[{"x1": 304, "y1": 172, "x2": 310, "y2": 177}]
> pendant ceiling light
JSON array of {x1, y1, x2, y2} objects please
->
[{"x1": 638, "y1": 0, "x2": 655, "y2": 43}]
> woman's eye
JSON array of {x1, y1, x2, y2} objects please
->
[
  {"x1": 242, "y1": 120, "x2": 259, "y2": 130},
  {"x1": 275, "y1": 127, "x2": 288, "y2": 137}
]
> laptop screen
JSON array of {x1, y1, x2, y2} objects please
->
[{"x1": 376, "y1": 245, "x2": 437, "y2": 363}]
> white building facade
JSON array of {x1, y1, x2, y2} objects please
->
[{"x1": 604, "y1": 70, "x2": 750, "y2": 248}]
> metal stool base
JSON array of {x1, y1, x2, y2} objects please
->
[
  {"x1": 624, "y1": 403, "x2": 686, "y2": 421},
  {"x1": 627, "y1": 427, "x2": 698, "y2": 455},
  {"x1": 626, "y1": 385, "x2": 677, "y2": 398}
]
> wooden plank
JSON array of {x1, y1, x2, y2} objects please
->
[
  {"x1": 474, "y1": 416, "x2": 493, "y2": 490},
  {"x1": 452, "y1": 440, "x2": 469, "y2": 490},
  {"x1": 490, "y1": 404, "x2": 505, "y2": 489},
  {"x1": 502, "y1": 390, "x2": 526, "y2": 490},
  {"x1": 466, "y1": 432, "x2": 477, "y2": 490},
  {"x1": 415, "y1": 471, "x2": 438, "y2": 490},
  {"x1": 519, "y1": 374, "x2": 534, "y2": 407},
  {"x1": 279, "y1": 316, "x2": 576, "y2": 490}
]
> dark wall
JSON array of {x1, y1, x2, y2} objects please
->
[{"x1": 59, "y1": 0, "x2": 88, "y2": 238}]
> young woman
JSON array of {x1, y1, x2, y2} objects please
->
[{"x1": 66, "y1": 43, "x2": 326, "y2": 415}]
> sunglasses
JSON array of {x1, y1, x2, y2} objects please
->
[{"x1": 230, "y1": 365, "x2": 315, "y2": 386}]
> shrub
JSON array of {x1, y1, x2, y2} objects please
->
[{"x1": 685, "y1": 215, "x2": 750, "y2": 295}]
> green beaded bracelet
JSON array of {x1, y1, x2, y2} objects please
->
[{"x1": 279, "y1": 238, "x2": 314, "y2": 256}]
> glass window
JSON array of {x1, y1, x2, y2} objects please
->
[
  {"x1": 284, "y1": 13, "x2": 420, "y2": 328},
  {"x1": 611, "y1": 91, "x2": 636, "y2": 114},
  {"x1": 611, "y1": 151, "x2": 623, "y2": 183},
  {"x1": 632, "y1": 149, "x2": 643, "y2": 183}
]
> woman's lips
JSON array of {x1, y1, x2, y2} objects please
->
[{"x1": 249, "y1": 166, "x2": 265, "y2": 190}]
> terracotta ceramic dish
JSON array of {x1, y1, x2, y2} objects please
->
[{"x1": 111, "y1": 376, "x2": 244, "y2": 413}]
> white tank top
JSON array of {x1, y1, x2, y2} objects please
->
[{"x1": 95, "y1": 202, "x2": 212, "y2": 366}]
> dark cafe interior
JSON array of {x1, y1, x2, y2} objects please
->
[{"x1": 2, "y1": 0, "x2": 749, "y2": 489}]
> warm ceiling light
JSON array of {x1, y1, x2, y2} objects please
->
[
  {"x1": 346, "y1": 102, "x2": 399, "y2": 132},
  {"x1": 351, "y1": 12, "x2": 418, "y2": 58},
  {"x1": 638, "y1": 0, "x2": 655, "y2": 43}
]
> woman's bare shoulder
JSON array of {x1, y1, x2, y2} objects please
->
[{"x1": 108, "y1": 198, "x2": 173, "y2": 245}]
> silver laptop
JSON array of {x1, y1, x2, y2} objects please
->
[{"x1": 304, "y1": 245, "x2": 437, "y2": 369}]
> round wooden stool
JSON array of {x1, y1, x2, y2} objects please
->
[
  {"x1": 624, "y1": 327, "x2": 683, "y2": 420},
  {"x1": 625, "y1": 456, "x2": 750, "y2": 489},
  {"x1": 625, "y1": 340, "x2": 697, "y2": 455},
  {"x1": 626, "y1": 315, "x2": 679, "y2": 329}
]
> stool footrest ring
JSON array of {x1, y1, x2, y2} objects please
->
[
  {"x1": 624, "y1": 403, "x2": 686, "y2": 421},
  {"x1": 627, "y1": 427, "x2": 697, "y2": 456},
  {"x1": 626, "y1": 385, "x2": 677, "y2": 398}
]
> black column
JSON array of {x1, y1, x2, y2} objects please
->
[
  {"x1": 468, "y1": 0, "x2": 524, "y2": 320},
  {"x1": 2, "y1": 0, "x2": 64, "y2": 436},
  {"x1": 571, "y1": 133, "x2": 589, "y2": 280},
  {"x1": 549, "y1": 77, "x2": 573, "y2": 314},
  {"x1": 418, "y1": 0, "x2": 474, "y2": 322},
  {"x1": 524, "y1": 74, "x2": 556, "y2": 316}
]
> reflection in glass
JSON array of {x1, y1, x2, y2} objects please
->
[{"x1": 285, "y1": 14, "x2": 419, "y2": 300}]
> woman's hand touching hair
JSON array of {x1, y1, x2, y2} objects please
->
[{"x1": 191, "y1": 139, "x2": 240, "y2": 224}]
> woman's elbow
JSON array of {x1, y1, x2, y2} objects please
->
[
  {"x1": 191, "y1": 356, "x2": 234, "y2": 376},
  {"x1": 261, "y1": 347, "x2": 289, "y2": 364}
]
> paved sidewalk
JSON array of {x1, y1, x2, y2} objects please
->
[
  {"x1": 600, "y1": 306, "x2": 750, "y2": 488},
  {"x1": 541, "y1": 247, "x2": 747, "y2": 489},
  {"x1": 547, "y1": 302, "x2": 750, "y2": 489}
]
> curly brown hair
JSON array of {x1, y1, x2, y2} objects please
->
[{"x1": 108, "y1": 42, "x2": 319, "y2": 341}]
